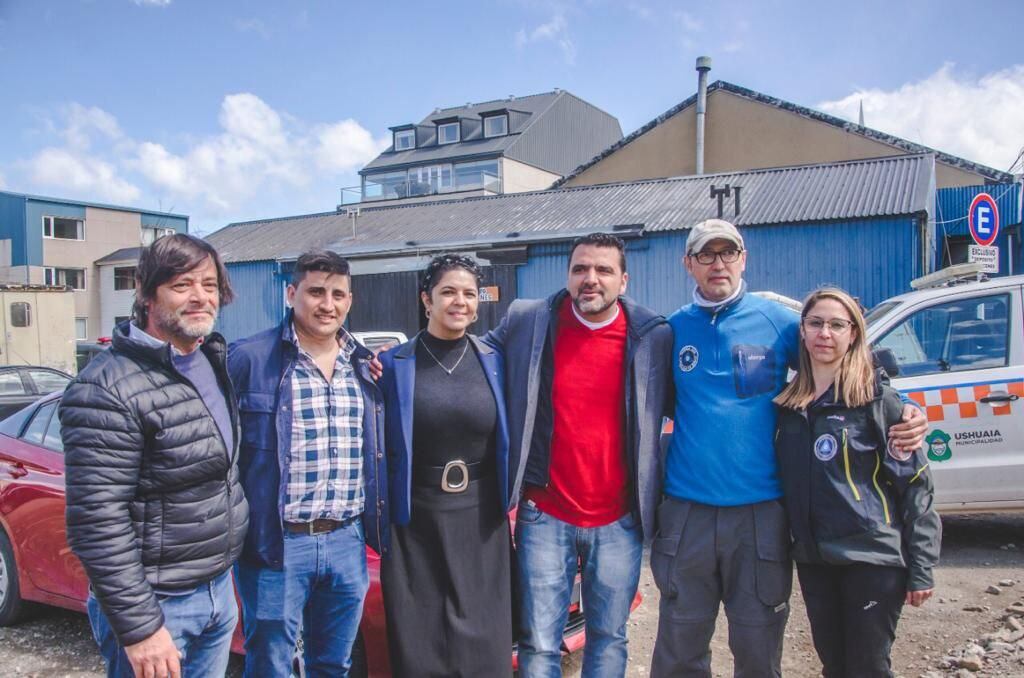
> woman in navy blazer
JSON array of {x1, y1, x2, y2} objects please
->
[{"x1": 377, "y1": 254, "x2": 512, "y2": 677}]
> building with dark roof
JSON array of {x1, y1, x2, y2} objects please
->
[
  {"x1": 344, "y1": 90, "x2": 622, "y2": 206},
  {"x1": 210, "y1": 153, "x2": 974, "y2": 341},
  {"x1": 556, "y1": 80, "x2": 1015, "y2": 190}
]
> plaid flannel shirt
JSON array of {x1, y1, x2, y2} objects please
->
[{"x1": 283, "y1": 324, "x2": 365, "y2": 523}]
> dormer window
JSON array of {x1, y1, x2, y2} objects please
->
[
  {"x1": 483, "y1": 114, "x2": 508, "y2": 138},
  {"x1": 394, "y1": 129, "x2": 415, "y2": 151},
  {"x1": 437, "y1": 122, "x2": 460, "y2": 145}
]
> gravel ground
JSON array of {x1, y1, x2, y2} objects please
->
[{"x1": 1, "y1": 512, "x2": 1022, "y2": 677}]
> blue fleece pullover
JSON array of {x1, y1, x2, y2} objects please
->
[{"x1": 665, "y1": 290, "x2": 799, "y2": 506}]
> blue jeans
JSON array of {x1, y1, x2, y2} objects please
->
[
  {"x1": 87, "y1": 569, "x2": 237, "y2": 678},
  {"x1": 515, "y1": 502, "x2": 642, "y2": 678},
  {"x1": 234, "y1": 519, "x2": 369, "y2": 678}
]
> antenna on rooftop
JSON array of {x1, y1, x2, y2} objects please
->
[{"x1": 858, "y1": 99, "x2": 865, "y2": 127}]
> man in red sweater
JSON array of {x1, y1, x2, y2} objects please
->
[{"x1": 486, "y1": 233, "x2": 673, "y2": 677}]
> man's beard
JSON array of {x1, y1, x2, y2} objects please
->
[
  {"x1": 572, "y1": 290, "x2": 615, "y2": 316},
  {"x1": 151, "y1": 304, "x2": 217, "y2": 340}
]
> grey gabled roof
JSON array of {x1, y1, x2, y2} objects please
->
[
  {"x1": 95, "y1": 247, "x2": 141, "y2": 265},
  {"x1": 552, "y1": 81, "x2": 1013, "y2": 188},
  {"x1": 362, "y1": 90, "x2": 622, "y2": 177},
  {"x1": 207, "y1": 153, "x2": 934, "y2": 264}
]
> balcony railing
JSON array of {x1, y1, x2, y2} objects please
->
[{"x1": 340, "y1": 171, "x2": 500, "y2": 205}]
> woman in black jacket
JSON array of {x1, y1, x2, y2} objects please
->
[{"x1": 774, "y1": 288, "x2": 941, "y2": 678}]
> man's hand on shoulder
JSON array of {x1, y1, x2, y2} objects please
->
[
  {"x1": 124, "y1": 625, "x2": 181, "y2": 678},
  {"x1": 889, "y1": 404, "x2": 927, "y2": 451}
]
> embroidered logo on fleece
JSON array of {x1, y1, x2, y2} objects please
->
[
  {"x1": 678, "y1": 345, "x2": 699, "y2": 372},
  {"x1": 814, "y1": 434, "x2": 838, "y2": 462}
]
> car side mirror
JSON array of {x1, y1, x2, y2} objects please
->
[{"x1": 872, "y1": 348, "x2": 900, "y2": 378}]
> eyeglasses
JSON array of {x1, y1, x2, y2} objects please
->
[
  {"x1": 802, "y1": 316, "x2": 854, "y2": 333},
  {"x1": 690, "y1": 248, "x2": 743, "y2": 265}
]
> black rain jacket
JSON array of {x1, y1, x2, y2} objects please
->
[{"x1": 775, "y1": 373, "x2": 941, "y2": 591}]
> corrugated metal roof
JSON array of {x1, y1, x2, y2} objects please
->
[
  {"x1": 207, "y1": 153, "x2": 935, "y2": 263},
  {"x1": 553, "y1": 81, "x2": 1014, "y2": 187}
]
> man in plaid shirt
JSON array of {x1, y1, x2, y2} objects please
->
[{"x1": 228, "y1": 250, "x2": 387, "y2": 678}]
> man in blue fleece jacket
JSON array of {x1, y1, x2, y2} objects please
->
[{"x1": 650, "y1": 219, "x2": 927, "y2": 677}]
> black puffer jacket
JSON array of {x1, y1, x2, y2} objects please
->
[{"x1": 60, "y1": 324, "x2": 249, "y2": 646}]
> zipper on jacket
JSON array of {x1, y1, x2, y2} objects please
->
[
  {"x1": 841, "y1": 429, "x2": 861, "y2": 502},
  {"x1": 871, "y1": 452, "x2": 891, "y2": 524}
]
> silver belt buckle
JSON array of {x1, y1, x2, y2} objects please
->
[{"x1": 441, "y1": 460, "x2": 469, "y2": 493}]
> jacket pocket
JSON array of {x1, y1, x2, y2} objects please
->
[
  {"x1": 650, "y1": 498, "x2": 689, "y2": 597},
  {"x1": 752, "y1": 500, "x2": 793, "y2": 608},
  {"x1": 651, "y1": 533, "x2": 683, "y2": 596},
  {"x1": 238, "y1": 392, "x2": 275, "y2": 450}
]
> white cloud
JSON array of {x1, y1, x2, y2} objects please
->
[
  {"x1": 13, "y1": 94, "x2": 386, "y2": 223},
  {"x1": 818, "y1": 63, "x2": 1024, "y2": 172},
  {"x1": 62, "y1": 103, "x2": 124, "y2": 150},
  {"x1": 675, "y1": 11, "x2": 702, "y2": 32},
  {"x1": 132, "y1": 0, "x2": 171, "y2": 6},
  {"x1": 28, "y1": 148, "x2": 140, "y2": 204},
  {"x1": 0, "y1": 172, "x2": 7, "y2": 190},
  {"x1": 315, "y1": 120, "x2": 387, "y2": 173},
  {"x1": 515, "y1": 13, "x2": 576, "y2": 65}
]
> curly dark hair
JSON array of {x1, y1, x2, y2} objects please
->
[
  {"x1": 569, "y1": 232, "x2": 627, "y2": 272},
  {"x1": 419, "y1": 253, "x2": 482, "y2": 297}
]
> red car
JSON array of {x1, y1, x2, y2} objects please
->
[{"x1": 0, "y1": 392, "x2": 630, "y2": 675}]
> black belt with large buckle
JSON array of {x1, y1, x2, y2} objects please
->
[
  {"x1": 284, "y1": 515, "x2": 358, "y2": 536},
  {"x1": 412, "y1": 458, "x2": 494, "y2": 493}
]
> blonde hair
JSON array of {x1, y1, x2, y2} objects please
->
[{"x1": 774, "y1": 287, "x2": 876, "y2": 410}]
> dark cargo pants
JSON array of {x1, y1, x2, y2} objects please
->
[{"x1": 650, "y1": 498, "x2": 792, "y2": 678}]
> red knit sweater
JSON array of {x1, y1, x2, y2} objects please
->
[{"x1": 524, "y1": 300, "x2": 630, "y2": 527}]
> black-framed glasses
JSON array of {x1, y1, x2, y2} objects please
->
[
  {"x1": 802, "y1": 316, "x2": 854, "y2": 333},
  {"x1": 690, "y1": 248, "x2": 743, "y2": 265}
]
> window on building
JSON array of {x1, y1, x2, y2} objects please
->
[
  {"x1": 483, "y1": 115, "x2": 508, "y2": 138},
  {"x1": 437, "y1": 122, "x2": 460, "y2": 145},
  {"x1": 44, "y1": 267, "x2": 86, "y2": 290},
  {"x1": 114, "y1": 266, "x2": 136, "y2": 291},
  {"x1": 74, "y1": 317, "x2": 88, "y2": 340},
  {"x1": 454, "y1": 159, "x2": 501, "y2": 192},
  {"x1": 940, "y1": 236, "x2": 973, "y2": 268},
  {"x1": 394, "y1": 129, "x2": 415, "y2": 151},
  {"x1": 42, "y1": 216, "x2": 84, "y2": 240},
  {"x1": 141, "y1": 226, "x2": 177, "y2": 246},
  {"x1": 10, "y1": 302, "x2": 31, "y2": 328}
]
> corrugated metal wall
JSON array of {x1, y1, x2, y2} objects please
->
[
  {"x1": 935, "y1": 183, "x2": 1022, "y2": 274},
  {"x1": 518, "y1": 217, "x2": 921, "y2": 314},
  {"x1": 219, "y1": 261, "x2": 284, "y2": 342}
]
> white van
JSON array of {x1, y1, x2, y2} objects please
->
[{"x1": 866, "y1": 267, "x2": 1023, "y2": 512}]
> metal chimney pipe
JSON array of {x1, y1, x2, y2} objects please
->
[{"x1": 695, "y1": 56, "x2": 712, "y2": 175}]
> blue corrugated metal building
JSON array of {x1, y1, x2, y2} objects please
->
[
  {"x1": 208, "y1": 153, "x2": 955, "y2": 342},
  {"x1": 934, "y1": 183, "x2": 1022, "y2": 274}
]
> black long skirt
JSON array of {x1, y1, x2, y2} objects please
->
[{"x1": 381, "y1": 474, "x2": 513, "y2": 678}]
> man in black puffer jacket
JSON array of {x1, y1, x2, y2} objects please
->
[{"x1": 60, "y1": 234, "x2": 248, "y2": 678}]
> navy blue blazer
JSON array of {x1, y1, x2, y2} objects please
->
[{"x1": 379, "y1": 332, "x2": 511, "y2": 526}]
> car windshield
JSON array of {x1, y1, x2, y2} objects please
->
[{"x1": 865, "y1": 300, "x2": 901, "y2": 327}]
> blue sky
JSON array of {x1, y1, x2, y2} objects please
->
[{"x1": 2, "y1": 0, "x2": 1023, "y2": 233}]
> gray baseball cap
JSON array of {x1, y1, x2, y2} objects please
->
[{"x1": 686, "y1": 219, "x2": 744, "y2": 255}]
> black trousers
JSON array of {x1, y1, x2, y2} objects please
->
[{"x1": 796, "y1": 562, "x2": 907, "y2": 678}]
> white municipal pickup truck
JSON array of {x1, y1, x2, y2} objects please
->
[{"x1": 867, "y1": 265, "x2": 1024, "y2": 513}]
